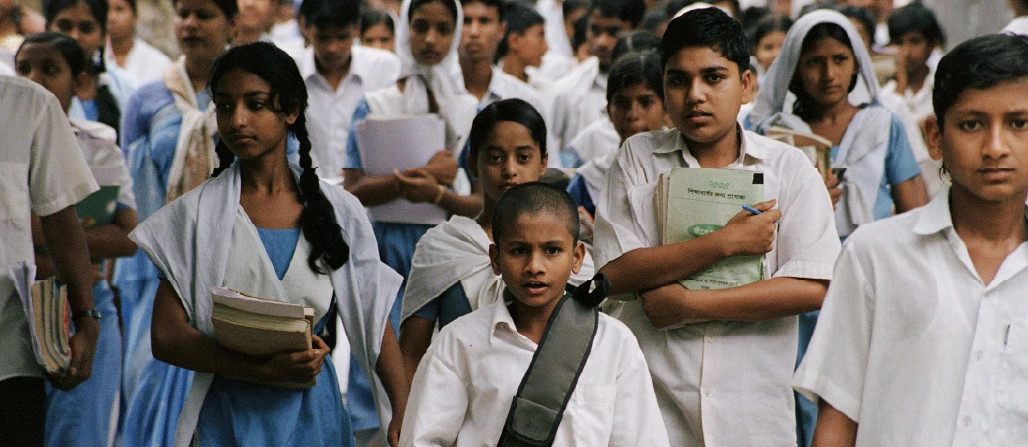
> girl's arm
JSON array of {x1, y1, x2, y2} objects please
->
[
  {"x1": 399, "y1": 316, "x2": 436, "y2": 386},
  {"x1": 151, "y1": 280, "x2": 328, "y2": 385},
  {"x1": 82, "y1": 208, "x2": 138, "y2": 260},
  {"x1": 375, "y1": 321, "x2": 410, "y2": 447},
  {"x1": 393, "y1": 169, "x2": 484, "y2": 218},
  {"x1": 891, "y1": 176, "x2": 929, "y2": 213}
]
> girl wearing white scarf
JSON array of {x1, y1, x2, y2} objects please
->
[
  {"x1": 751, "y1": 9, "x2": 927, "y2": 240},
  {"x1": 340, "y1": 0, "x2": 481, "y2": 440}
]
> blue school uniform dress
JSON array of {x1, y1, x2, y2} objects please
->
[
  {"x1": 196, "y1": 227, "x2": 355, "y2": 447},
  {"x1": 114, "y1": 80, "x2": 204, "y2": 446}
]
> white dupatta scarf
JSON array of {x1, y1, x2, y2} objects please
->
[
  {"x1": 750, "y1": 10, "x2": 892, "y2": 237},
  {"x1": 400, "y1": 215, "x2": 596, "y2": 322},
  {"x1": 130, "y1": 164, "x2": 402, "y2": 446},
  {"x1": 162, "y1": 57, "x2": 218, "y2": 204}
]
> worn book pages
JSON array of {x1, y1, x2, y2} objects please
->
[
  {"x1": 356, "y1": 114, "x2": 449, "y2": 225},
  {"x1": 210, "y1": 287, "x2": 316, "y2": 388},
  {"x1": 657, "y1": 168, "x2": 767, "y2": 327},
  {"x1": 765, "y1": 126, "x2": 833, "y2": 182},
  {"x1": 9, "y1": 263, "x2": 73, "y2": 375}
]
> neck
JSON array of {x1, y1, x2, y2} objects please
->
[
  {"x1": 905, "y1": 63, "x2": 930, "y2": 94},
  {"x1": 808, "y1": 99, "x2": 857, "y2": 124},
  {"x1": 234, "y1": 28, "x2": 264, "y2": 46},
  {"x1": 460, "y1": 57, "x2": 493, "y2": 100},
  {"x1": 317, "y1": 54, "x2": 351, "y2": 90},
  {"x1": 238, "y1": 148, "x2": 296, "y2": 194},
  {"x1": 950, "y1": 186, "x2": 1028, "y2": 243},
  {"x1": 476, "y1": 193, "x2": 497, "y2": 239},
  {"x1": 109, "y1": 34, "x2": 134, "y2": 58},
  {"x1": 508, "y1": 292, "x2": 560, "y2": 344},
  {"x1": 500, "y1": 56, "x2": 529, "y2": 83},
  {"x1": 686, "y1": 126, "x2": 742, "y2": 168},
  {"x1": 185, "y1": 55, "x2": 217, "y2": 93}
]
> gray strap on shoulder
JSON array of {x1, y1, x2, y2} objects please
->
[{"x1": 497, "y1": 290, "x2": 600, "y2": 447}]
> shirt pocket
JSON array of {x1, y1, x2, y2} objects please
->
[
  {"x1": 998, "y1": 323, "x2": 1028, "y2": 415},
  {"x1": 0, "y1": 162, "x2": 30, "y2": 224},
  {"x1": 568, "y1": 383, "x2": 616, "y2": 444}
]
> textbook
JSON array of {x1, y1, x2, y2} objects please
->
[
  {"x1": 656, "y1": 168, "x2": 766, "y2": 326},
  {"x1": 9, "y1": 262, "x2": 73, "y2": 375},
  {"x1": 355, "y1": 114, "x2": 449, "y2": 225},
  {"x1": 765, "y1": 126, "x2": 834, "y2": 182},
  {"x1": 74, "y1": 185, "x2": 119, "y2": 227},
  {"x1": 210, "y1": 287, "x2": 316, "y2": 388}
]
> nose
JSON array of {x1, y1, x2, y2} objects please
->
[
  {"x1": 687, "y1": 78, "x2": 707, "y2": 104},
  {"x1": 524, "y1": 250, "x2": 545, "y2": 275},
  {"x1": 983, "y1": 122, "x2": 1012, "y2": 159},
  {"x1": 501, "y1": 156, "x2": 518, "y2": 178},
  {"x1": 230, "y1": 103, "x2": 249, "y2": 128}
]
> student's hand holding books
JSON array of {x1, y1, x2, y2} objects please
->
[
  {"x1": 715, "y1": 199, "x2": 781, "y2": 256},
  {"x1": 395, "y1": 168, "x2": 445, "y2": 204},
  {"x1": 825, "y1": 170, "x2": 843, "y2": 209},
  {"x1": 422, "y1": 149, "x2": 458, "y2": 186},
  {"x1": 259, "y1": 335, "x2": 330, "y2": 385},
  {"x1": 50, "y1": 317, "x2": 99, "y2": 390}
]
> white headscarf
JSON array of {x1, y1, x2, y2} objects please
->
[
  {"x1": 750, "y1": 9, "x2": 880, "y2": 129},
  {"x1": 392, "y1": 0, "x2": 467, "y2": 113}
]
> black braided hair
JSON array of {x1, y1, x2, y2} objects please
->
[{"x1": 208, "y1": 41, "x2": 350, "y2": 274}]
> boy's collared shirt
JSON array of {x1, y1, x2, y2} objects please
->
[
  {"x1": 301, "y1": 45, "x2": 401, "y2": 181},
  {"x1": 548, "y1": 56, "x2": 608, "y2": 155},
  {"x1": 401, "y1": 300, "x2": 670, "y2": 446},
  {"x1": 795, "y1": 189, "x2": 1028, "y2": 446},
  {"x1": 593, "y1": 128, "x2": 841, "y2": 446}
]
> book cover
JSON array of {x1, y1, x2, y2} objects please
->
[
  {"x1": 658, "y1": 168, "x2": 767, "y2": 291},
  {"x1": 74, "y1": 185, "x2": 119, "y2": 227}
]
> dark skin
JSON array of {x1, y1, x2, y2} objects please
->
[{"x1": 38, "y1": 206, "x2": 101, "y2": 390}]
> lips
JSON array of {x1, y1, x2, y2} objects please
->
[
  {"x1": 979, "y1": 167, "x2": 1015, "y2": 181},
  {"x1": 521, "y1": 280, "x2": 548, "y2": 295}
]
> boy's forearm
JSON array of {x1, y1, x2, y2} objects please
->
[
  {"x1": 39, "y1": 207, "x2": 96, "y2": 316},
  {"x1": 399, "y1": 316, "x2": 435, "y2": 386},
  {"x1": 600, "y1": 235, "x2": 730, "y2": 296},
  {"x1": 641, "y1": 277, "x2": 828, "y2": 326},
  {"x1": 376, "y1": 321, "x2": 411, "y2": 423},
  {"x1": 811, "y1": 399, "x2": 858, "y2": 447}
]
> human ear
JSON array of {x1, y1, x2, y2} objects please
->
[
  {"x1": 740, "y1": 68, "x2": 756, "y2": 104},
  {"x1": 489, "y1": 244, "x2": 501, "y2": 275},
  {"x1": 571, "y1": 241, "x2": 585, "y2": 275},
  {"x1": 923, "y1": 116, "x2": 943, "y2": 161}
]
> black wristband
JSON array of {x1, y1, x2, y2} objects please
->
[{"x1": 72, "y1": 308, "x2": 101, "y2": 320}]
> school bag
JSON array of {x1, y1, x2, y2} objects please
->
[{"x1": 497, "y1": 275, "x2": 611, "y2": 447}]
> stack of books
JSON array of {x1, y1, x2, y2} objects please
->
[
  {"x1": 656, "y1": 167, "x2": 767, "y2": 326},
  {"x1": 20, "y1": 276, "x2": 73, "y2": 375},
  {"x1": 211, "y1": 287, "x2": 316, "y2": 388}
]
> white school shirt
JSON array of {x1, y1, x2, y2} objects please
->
[
  {"x1": 105, "y1": 37, "x2": 173, "y2": 85},
  {"x1": 71, "y1": 119, "x2": 136, "y2": 210},
  {"x1": 1003, "y1": 16, "x2": 1028, "y2": 35},
  {"x1": 401, "y1": 300, "x2": 670, "y2": 447},
  {"x1": 794, "y1": 189, "x2": 1028, "y2": 446},
  {"x1": 548, "y1": 57, "x2": 607, "y2": 155},
  {"x1": 592, "y1": 128, "x2": 841, "y2": 446},
  {"x1": 0, "y1": 77, "x2": 98, "y2": 381},
  {"x1": 302, "y1": 45, "x2": 401, "y2": 181}
]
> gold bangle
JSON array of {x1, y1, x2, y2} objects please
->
[{"x1": 432, "y1": 184, "x2": 447, "y2": 205}]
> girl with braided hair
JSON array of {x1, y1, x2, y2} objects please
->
[{"x1": 131, "y1": 41, "x2": 410, "y2": 446}]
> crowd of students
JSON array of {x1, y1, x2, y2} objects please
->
[{"x1": 2, "y1": 0, "x2": 1028, "y2": 446}]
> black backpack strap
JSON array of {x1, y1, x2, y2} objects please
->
[{"x1": 497, "y1": 291, "x2": 600, "y2": 446}]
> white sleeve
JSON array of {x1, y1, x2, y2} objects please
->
[
  {"x1": 772, "y1": 151, "x2": 841, "y2": 280},
  {"x1": 29, "y1": 93, "x2": 98, "y2": 216},
  {"x1": 400, "y1": 334, "x2": 470, "y2": 447},
  {"x1": 792, "y1": 237, "x2": 874, "y2": 421},
  {"x1": 607, "y1": 335, "x2": 670, "y2": 447},
  {"x1": 592, "y1": 140, "x2": 656, "y2": 270}
]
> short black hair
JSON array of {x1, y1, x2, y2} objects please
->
[
  {"x1": 468, "y1": 98, "x2": 548, "y2": 168},
  {"x1": 933, "y1": 34, "x2": 1028, "y2": 128},
  {"x1": 750, "y1": 13, "x2": 792, "y2": 53},
  {"x1": 612, "y1": 30, "x2": 660, "y2": 63},
  {"x1": 571, "y1": 15, "x2": 589, "y2": 53},
  {"x1": 886, "y1": 1, "x2": 944, "y2": 47},
  {"x1": 460, "y1": 0, "x2": 503, "y2": 23},
  {"x1": 18, "y1": 31, "x2": 88, "y2": 76},
  {"x1": 562, "y1": 0, "x2": 588, "y2": 21},
  {"x1": 660, "y1": 7, "x2": 750, "y2": 74},
  {"x1": 607, "y1": 50, "x2": 664, "y2": 103},
  {"x1": 492, "y1": 182, "x2": 580, "y2": 246},
  {"x1": 590, "y1": 0, "x2": 645, "y2": 28},
  {"x1": 45, "y1": 0, "x2": 108, "y2": 33},
  {"x1": 299, "y1": 0, "x2": 360, "y2": 29},
  {"x1": 172, "y1": 0, "x2": 238, "y2": 20},
  {"x1": 498, "y1": 1, "x2": 544, "y2": 59},
  {"x1": 360, "y1": 8, "x2": 395, "y2": 36},
  {"x1": 643, "y1": 8, "x2": 668, "y2": 35},
  {"x1": 835, "y1": 5, "x2": 873, "y2": 46}
]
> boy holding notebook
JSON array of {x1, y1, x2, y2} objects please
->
[
  {"x1": 401, "y1": 182, "x2": 668, "y2": 446},
  {"x1": 592, "y1": 8, "x2": 840, "y2": 446}
]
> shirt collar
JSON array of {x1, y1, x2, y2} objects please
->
[
  {"x1": 489, "y1": 300, "x2": 519, "y2": 339},
  {"x1": 913, "y1": 186, "x2": 954, "y2": 236},
  {"x1": 484, "y1": 66, "x2": 507, "y2": 101},
  {"x1": 301, "y1": 44, "x2": 370, "y2": 85},
  {"x1": 654, "y1": 126, "x2": 767, "y2": 162}
]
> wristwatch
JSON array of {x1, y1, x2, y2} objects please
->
[{"x1": 73, "y1": 308, "x2": 102, "y2": 320}]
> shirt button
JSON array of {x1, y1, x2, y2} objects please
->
[
  {"x1": 704, "y1": 389, "x2": 712, "y2": 397},
  {"x1": 963, "y1": 416, "x2": 972, "y2": 427},
  {"x1": 706, "y1": 336, "x2": 714, "y2": 343},
  {"x1": 975, "y1": 351, "x2": 983, "y2": 361}
]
